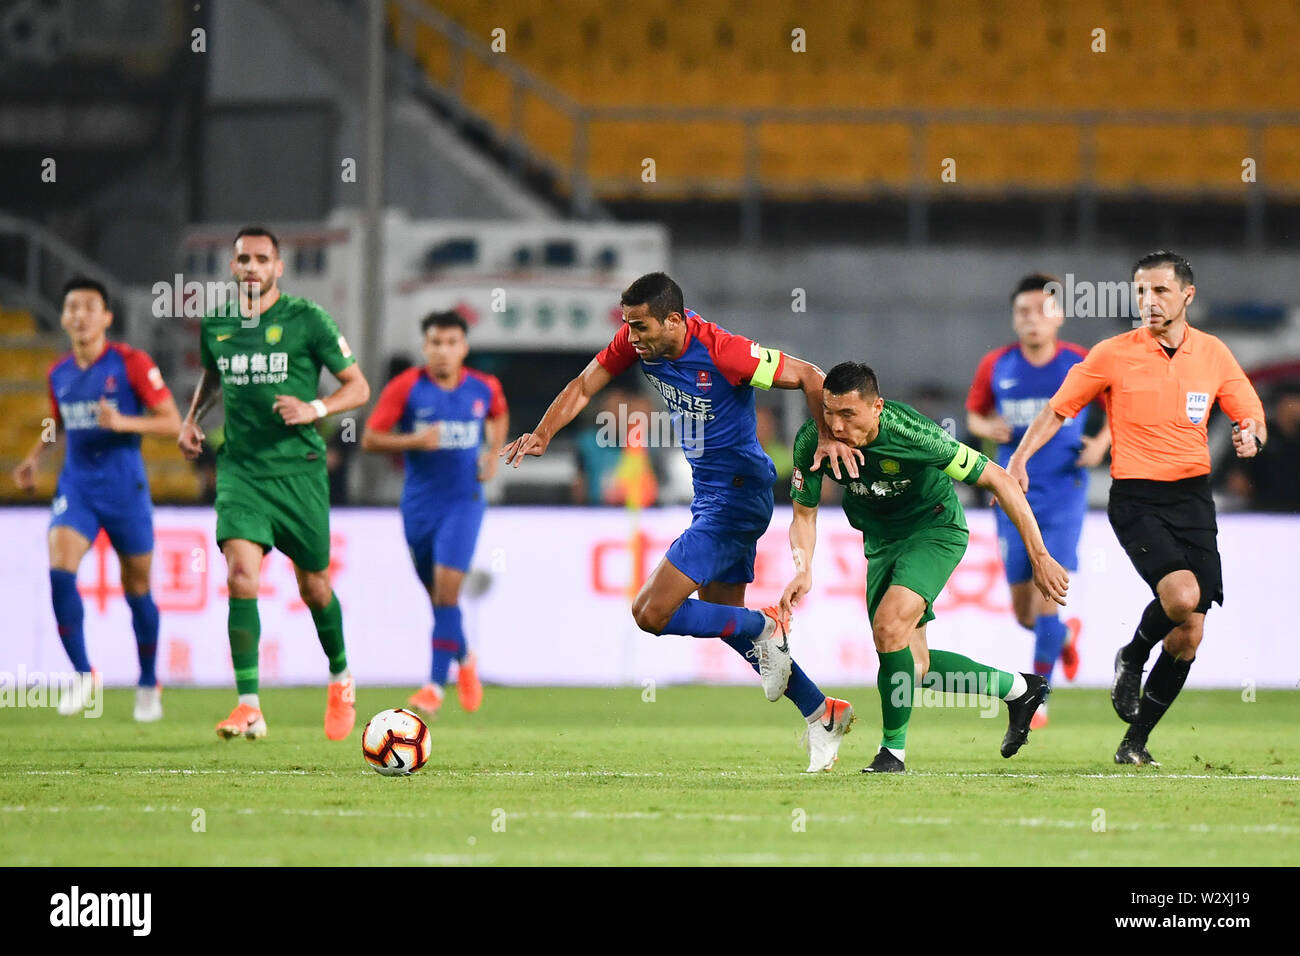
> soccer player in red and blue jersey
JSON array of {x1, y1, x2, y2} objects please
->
[
  {"x1": 11, "y1": 277, "x2": 181, "y2": 721},
  {"x1": 966, "y1": 273, "x2": 1110, "y2": 726},
  {"x1": 363, "y1": 311, "x2": 508, "y2": 718},
  {"x1": 502, "y1": 272, "x2": 865, "y2": 772}
]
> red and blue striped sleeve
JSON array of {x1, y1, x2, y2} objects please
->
[
  {"x1": 117, "y1": 343, "x2": 172, "y2": 409},
  {"x1": 366, "y1": 367, "x2": 420, "y2": 433},
  {"x1": 466, "y1": 368, "x2": 508, "y2": 418},
  {"x1": 47, "y1": 358, "x2": 64, "y2": 427},
  {"x1": 692, "y1": 316, "x2": 785, "y2": 389},
  {"x1": 966, "y1": 346, "x2": 1008, "y2": 414},
  {"x1": 595, "y1": 323, "x2": 638, "y2": 377}
]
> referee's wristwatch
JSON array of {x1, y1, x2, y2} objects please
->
[{"x1": 1234, "y1": 422, "x2": 1263, "y2": 452}]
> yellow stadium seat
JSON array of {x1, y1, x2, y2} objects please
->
[
  {"x1": 586, "y1": 118, "x2": 746, "y2": 196},
  {"x1": 414, "y1": 0, "x2": 1290, "y2": 198},
  {"x1": 522, "y1": 91, "x2": 577, "y2": 168},
  {"x1": 2, "y1": 347, "x2": 60, "y2": 382},
  {"x1": 0, "y1": 309, "x2": 36, "y2": 335},
  {"x1": 1262, "y1": 127, "x2": 1300, "y2": 190}
]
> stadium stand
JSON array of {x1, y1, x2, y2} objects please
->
[
  {"x1": 393, "y1": 0, "x2": 1300, "y2": 199},
  {"x1": 0, "y1": 308, "x2": 61, "y2": 501}
]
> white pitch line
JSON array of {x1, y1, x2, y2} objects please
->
[
  {"x1": 903, "y1": 772, "x2": 1300, "y2": 781},
  {"x1": 3, "y1": 804, "x2": 1297, "y2": 835},
  {"x1": 17, "y1": 769, "x2": 320, "y2": 776},
  {"x1": 10, "y1": 769, "x2": 1300, "y2": 781}
]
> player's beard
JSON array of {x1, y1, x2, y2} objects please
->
[{"x1": 240, "y1": 275, "x2": 275, "y2": 314}]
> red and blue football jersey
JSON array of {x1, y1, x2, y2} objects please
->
[
  {"x1": 47, "y1": 342, "x2": 172, "y2": 497},
  {"x1": 596, "y1": 309, "x2": 784, "y2": 492},
  {"x1": 967, "y1": 341, "x2": 1092, "y2": 503},
  {"x1": 367, "y1": 365, "x2": 508, "y2": 507}
]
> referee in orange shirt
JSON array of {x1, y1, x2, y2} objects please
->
[{"x1": 1009, "y1": 251, "x2": 1266, "y2": 766}]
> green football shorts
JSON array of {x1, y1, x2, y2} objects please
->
[
  {"x1": 864, "y1": 524, "x2": 969, "y2": 627},
  {"x1": 215, "y1": 466, "x2": 332, "y2": 572}
]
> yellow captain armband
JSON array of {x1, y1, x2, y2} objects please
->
[
  {"x1": 749, "y1": 346, "x2": 781, "y2": 390},
  {"x1": 943, "y1": 442, "x2": 982, "y2": 481}
]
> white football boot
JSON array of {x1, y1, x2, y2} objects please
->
[
  {"x1": 750, "y1": 606, "x2": 793, "y2": 702},
  {"x1": 134, "y1": 685, "x2": 163, "y2": 723},
  {"x1": 57, "y1": 671, "x2": 100, "y2": 716},
  {"x1": 803, "y1": 697, "x2": 855, "y2": 772}
]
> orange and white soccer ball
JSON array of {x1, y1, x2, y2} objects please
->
[{"x1": 361, "y1": 708, "x2": 431, "y2": 776}]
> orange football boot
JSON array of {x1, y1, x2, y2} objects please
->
[
  {"x1": 408, "y1": 683, "x2": 444, "y2": 719},
  {"x1": 325, "y1": 676, "x2": 356, "y2": 740},
  {"x1": 458, "y1": 653, "x2": 483, "y2": 712},
  {"x1": 216, "y1": 702, "x2": 266, "y2": 739},
  {"x1": 1060, "y1": 617, "x2": 1083, "y2": 682},
  {"x1": 1030, "y1": 705, "x2": 1049, "y2": 730}
]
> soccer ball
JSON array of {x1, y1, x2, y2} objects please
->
[{"x1": 361, "y1": 708, "x2": 431, "y2": 776}]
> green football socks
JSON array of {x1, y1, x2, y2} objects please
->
[
  {"x1": 228, "y1": 597, "x2": 261, "y2": 696},
  {"x1": 311, "y1": 592, "x2": 348, "y2": 676},
  {"x1": 876, "y1": 647, "x2": 915, "y2": 752},
  {"x1": 926, "y1": 649, "x2": 1016, "y2": 699}
]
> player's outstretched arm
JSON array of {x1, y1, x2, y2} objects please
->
[
  {"x1": 774, "y1": 354, "x2": 864, "y2": 479},
  {"x1": 98, "y1": 395, "x2": 182, "y2": 437},
  {"x1": 12, "y1": 433, "x2": 56, "y2": 491},
  {"x1": 501, "y1": 356, "x2": 612, "y2": 467},
  {"x1": 479, "y1": 411, "x2": 509, "y2": 481},
  {"x1": 179, "y1": 368, "x2": 222, "y2": 460},
  {"x1": 780, "y1": 501, "x2": 820, "y2": 615},
  {"x1": 1006, "y1": 404, "x2": 1067, "y2": 491},
  {"x1": 966, "y1": 410, "x2": 1012, "y2": 444},
  {"x1": 977, "y1": 461, "x2": 1069, "y2": 606},
  {"x1": 361, "y1": 423, "x2": 437, "y2": 453}
]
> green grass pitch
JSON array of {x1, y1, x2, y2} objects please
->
[{"x1": 2, "y1": 686, "x2": 1296, "y2": 866}]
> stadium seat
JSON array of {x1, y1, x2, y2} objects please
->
[
  {"x1": 405, "y1": 0, "x2": 1300, "y2": 199},
  {"x1": 0, "y1": 309, "x2": 36, "y2": 335}
]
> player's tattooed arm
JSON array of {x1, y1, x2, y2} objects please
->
[
  {"x1": 178, "y1": 368, "x2": 222, "y2": 460},
  {"x1": 773, "y1": 354, "x2": 863, "y2": 479},
  {"x1": 502, "y1": 356, "x2": 613, "y2": 467},
  {"x1": 780, "y1": 501, "x2": 819, "y2": 615},
  {"x1": 976, "y1": 461, "x2": 1069, "y2": 606},
  {"x1": 1006, "y1": 404, "x2": 1067, "y2": 492}
]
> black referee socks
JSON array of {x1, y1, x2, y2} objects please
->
[
  {"x1": 1129, "y1": 650, "x2": 1195, "y2": 741},
  {"x1": 1121, "y1": 599, "x2": 1179, "y2": 665}
]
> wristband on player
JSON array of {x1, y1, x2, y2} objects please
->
[{"x1": 310, "y1": 399, "x2": 329, "y2": 421}]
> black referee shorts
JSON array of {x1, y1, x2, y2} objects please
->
[{"x1": 1107, "y1": 475, "x2": 1223, "y2": 612}]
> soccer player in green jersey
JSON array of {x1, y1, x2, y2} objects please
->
[
  {"x1": 780, "y1": 362, "x2": 1070, "y2": 772},
  {"x1": 177, "y1": 226, "x2": 371, "y2": 741}
]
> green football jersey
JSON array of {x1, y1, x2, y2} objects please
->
[
  {"x1": 200, "y1": 294, "x2": 355, "y2": 477},
  {"x1": 790, "y1": 400, "x2": 989, "y2": 550}
]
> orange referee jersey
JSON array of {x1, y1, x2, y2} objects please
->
[{"x1": 1050, "y1": 325, "x2": 1264, "y2": 481}]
